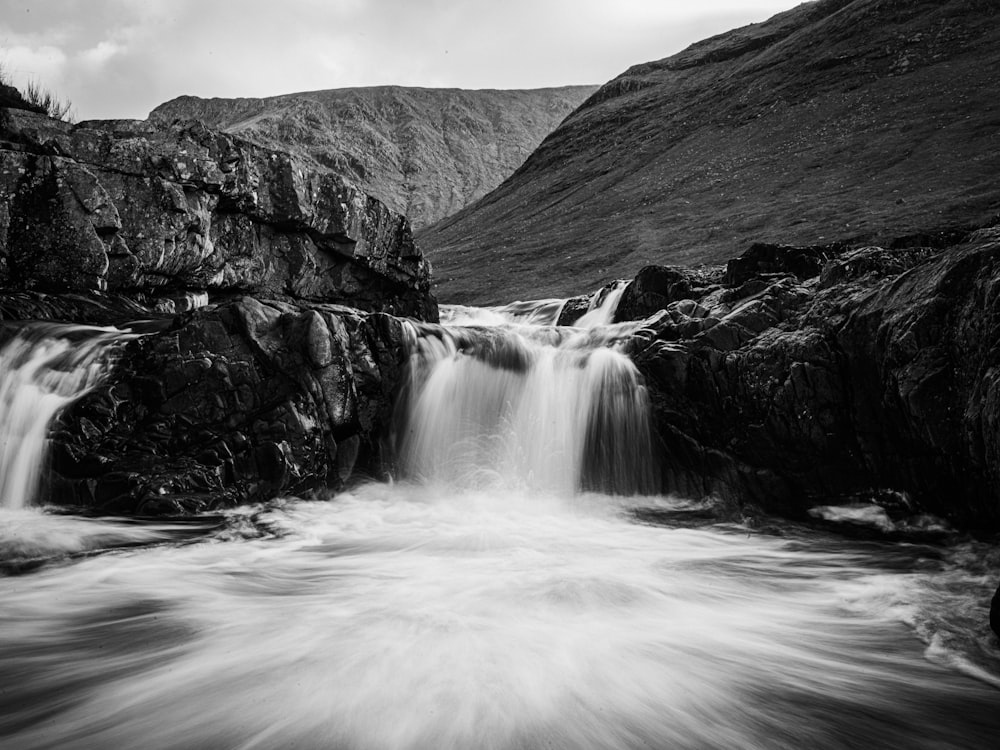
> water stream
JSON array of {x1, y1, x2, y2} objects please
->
[
  {"x1": 0, "y1": 307, "x2": 998, "y2": 750},
  {"x1": 0, "y1": 325, "x2": 129, "y2": 510}
]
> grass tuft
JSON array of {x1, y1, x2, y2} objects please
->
[
  {"x1": 21, "y1": 79, "x2": 75, "y2": 122},
  {"x1": 0, "y1": 62, "x2": 75, "y2": 122}
]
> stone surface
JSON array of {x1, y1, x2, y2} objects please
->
[
  {"x1": 624, "y1": 228, "x2": 1000, "y2": 533},
  {"x1": 48, "y1": 297, "x2": 408, "y2": 514},
  {"x1": 0, "y1": 107, "x2": 436, "y2": 320},
  {"x1": 151, "y1": 86, "x2": 597, "y2": 230},
  {"x1": 422, "y1": 0, "x2": 1000, "y2": 304},
  {"x1": 992, "y1": 583, "x2": 1000, "y2": 639}
]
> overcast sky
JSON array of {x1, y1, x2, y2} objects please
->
[{"x1": 1, "y1": 0, "x2": 799, "y2": 121}]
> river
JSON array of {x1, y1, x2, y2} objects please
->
[{"x1": 0, "y1": 301, "x2": 998, "y2": 749}]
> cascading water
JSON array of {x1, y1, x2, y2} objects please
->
[
  {"x1": 0, "y1": 303, "x2": 999, "y2": 750},
  {"x1": 397, "y1": 309, "x2": 656, "y2": 495},
  {"x1": 0, "y1": 325, "x2": 126, "y2": 510},
  {"x1": 575, "y1": 279, "x2": 629, "y2": 328}
]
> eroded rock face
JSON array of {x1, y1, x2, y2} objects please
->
[
  {"x1": 0, "y1": 108, "x2": 436, "y2": 321},
  {"x1": 49, "y1": 297, "x2": 408, "y2": 514},
  {"x1": 624, "y1": 229, "x2": 1000, "y2": 533},
  {"x1": 0, "y1": 107, "x2": 437, "y2": 512}
]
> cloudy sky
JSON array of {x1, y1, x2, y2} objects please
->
[{"x1": 1, "y1": 0, "x2": 798, "y2": 121}]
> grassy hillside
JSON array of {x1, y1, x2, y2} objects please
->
[{"x1": 420, "y1": 0, "x2": 1000, "y2": 304}]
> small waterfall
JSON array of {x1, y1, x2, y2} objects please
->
[
  {"x1": 397, "y1": 315, "x2": 657, "y2": 496},
  {"x1": 575, "y1": 280, "x2": 629, "y2": 328},
  {"x1": 0, "y1": 325, "x2": 126, "y2": 510},
  {"x1": 442, "y1": 298, "x2": 568, "y2": 327}
]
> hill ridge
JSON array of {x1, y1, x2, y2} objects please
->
[
  {"x1": 420, "y1": 0, "x2": 1000, "y2": 304},
  {"x1": 151, "y1": 85, "x2": 598, "y2": 229}
]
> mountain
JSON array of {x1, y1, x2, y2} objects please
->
[
  {"x1": 420, "y1": 0, "x2": 1000, "y2": 304},
  {"x1": 150, "y1": 85, "x2": 597, "y2": 229}
]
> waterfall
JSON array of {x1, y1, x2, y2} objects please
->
[
  {"x1": 397, "y1": 311, "x2": 657, "y2": 496},
  {"x1": 575, "y1": 280, "x2": 629, "y2": 328},
  {"x1": 442, "y1": 298, "x2": 568, "y2": 326},
  {"x1": 0, "y1": 325, "x2": 126, "y2": 510}
]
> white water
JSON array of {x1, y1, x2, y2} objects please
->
[
  {"x1": 442, "y1": 281, "x2": 628, "y2": 329},
  {"x1": 398, "y1": 312, "x2": 655, "y2": 495},
  {"x1": 575, "y1": 279, "x2": 629, "y2": 328},
  {"x1": 1, "y1": 489, "x2": 999, "y2": 750},
  {"x1": 0, "y1": 326, "x2": 125, "y2": 510},
  {"x1": 0, "y1": 311, "x2": 999, "y2": 749}
]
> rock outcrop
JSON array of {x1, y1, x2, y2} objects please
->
[
  {"x1": 422, "y1": 0, "x2": 1000, "y2": 304},
  {"x1": 623, "y1": 226, "x2": 1000, "y2": 533},
  {"x1": 151, "y1": 85, "x2": 597, "y2": 230},
  {"x1": 0, "y1": 106, "x2": 437, "y2": 512},
  {"x1": 48, "y1": 297, "x2": 408, "y2": 514},
  {"x1": 0, "y1": 107, "x2": 436, "y2": 320}
]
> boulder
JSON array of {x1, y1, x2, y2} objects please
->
[
  {"x1": 48, "y1": 297, "x2": 408, "y2": 514},
  {"x1": 613, "y1": 265, "x2": 699, "y2": 323},
  {"x1": 723, "y1": 242, "x2": 842, "y2": 287}
]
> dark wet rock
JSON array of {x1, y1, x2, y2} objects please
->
[
  {"x1": 818, "y1": 245, "x2": 942, "y2": 289},
  {"x1": 48, "y1": 296, "x2": 409, "y2": 514},
  {"x1": 992, "y1": 583, "x2": 1000, "y2": 639},
  {"x1": 614, "y1": 266, "x2": 699, "y2": 323},
  {"x1": 0, "y1": 107, "x2": 436, "y2": 321},
  {"x1": 556, "y1": 295, "x2": 591, "y2": 326},
  {"x1": 0, "y1": 292, "x2": 171, "y2": 328},
  {"x1": 628, "y1": 229, "x2": 1000, "y2": 533},
  {"x1": 723, "y1": 243, "x2": 842, "y2": 287}
]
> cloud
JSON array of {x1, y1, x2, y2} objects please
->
[
  {"x1": 1, "y1": 0, "x2": 798, "y2": 120},
  {"x1": 79, "y1": 40, "x2": 123, "y2": 69},
  {"x1": 1, "y1": 42, "x2": 68, "y2": 84}
]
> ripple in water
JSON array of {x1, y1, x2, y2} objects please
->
[{"x1": 1, "y1": 485, "x2": 998, "y2": 750}]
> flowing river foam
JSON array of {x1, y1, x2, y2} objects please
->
[
  {"x1": 1, "y1": 302, "x2": 999, "y2": 749},
  {"x1": 2, "y1": 489, "x2": 999, "y2": 750}
]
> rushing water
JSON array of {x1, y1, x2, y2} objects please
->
[
  {"x1": 1, "y1": 307, "x2": 999, "y2": 750},
  {"x1": 0, "y1": 325, "x2": 128, "y2": 510},
  {"x1": 397, "y1": 313, "x2": 655, "y2": 496}
]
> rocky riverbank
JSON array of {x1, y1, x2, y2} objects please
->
[
  {"x1": 4, "y1": 103, "x2": 1000, "y2": 547},
  {"x1": 614, "y1": 225, "x2": 1000, "y2": 536},
  {"x1": 1, "y1": 104, "x2": 437, "y2": 513}
]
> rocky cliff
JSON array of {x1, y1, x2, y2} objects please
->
[
  {"x1": 614, "y1": 224, "x2": 1000, "y2": 534},
  {"x1": 421, "y1": 0, "x2": 1000, "y2": 304},
  {"x1": 0, "y1": 107, "x2": 436, "y2": 320},
  {"x1": 1, "y1": 105, "x2": 437, "y2": 511},
  {"x1": 151, "y1": 85, "x2": 597, "y2": 230}
]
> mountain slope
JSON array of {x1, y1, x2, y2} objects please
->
[
  {"x1": 420, "y1": 0, "x2": 1000, "y2": 304},
  {"x1": 151, "y1": 85, "x2": 596, "y2": 229}
]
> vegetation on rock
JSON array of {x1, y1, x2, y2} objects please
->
[{"x1": 0, "y1": 64, "x2": 73, "y2": 121}]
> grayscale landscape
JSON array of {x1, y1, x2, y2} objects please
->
[{"x1": 1, "y1": 1, "x2": 999, "y2": 748}]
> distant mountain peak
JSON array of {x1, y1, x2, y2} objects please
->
[{"x1": 150, "y1": 85, "x2": 598, "y2": 229}]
